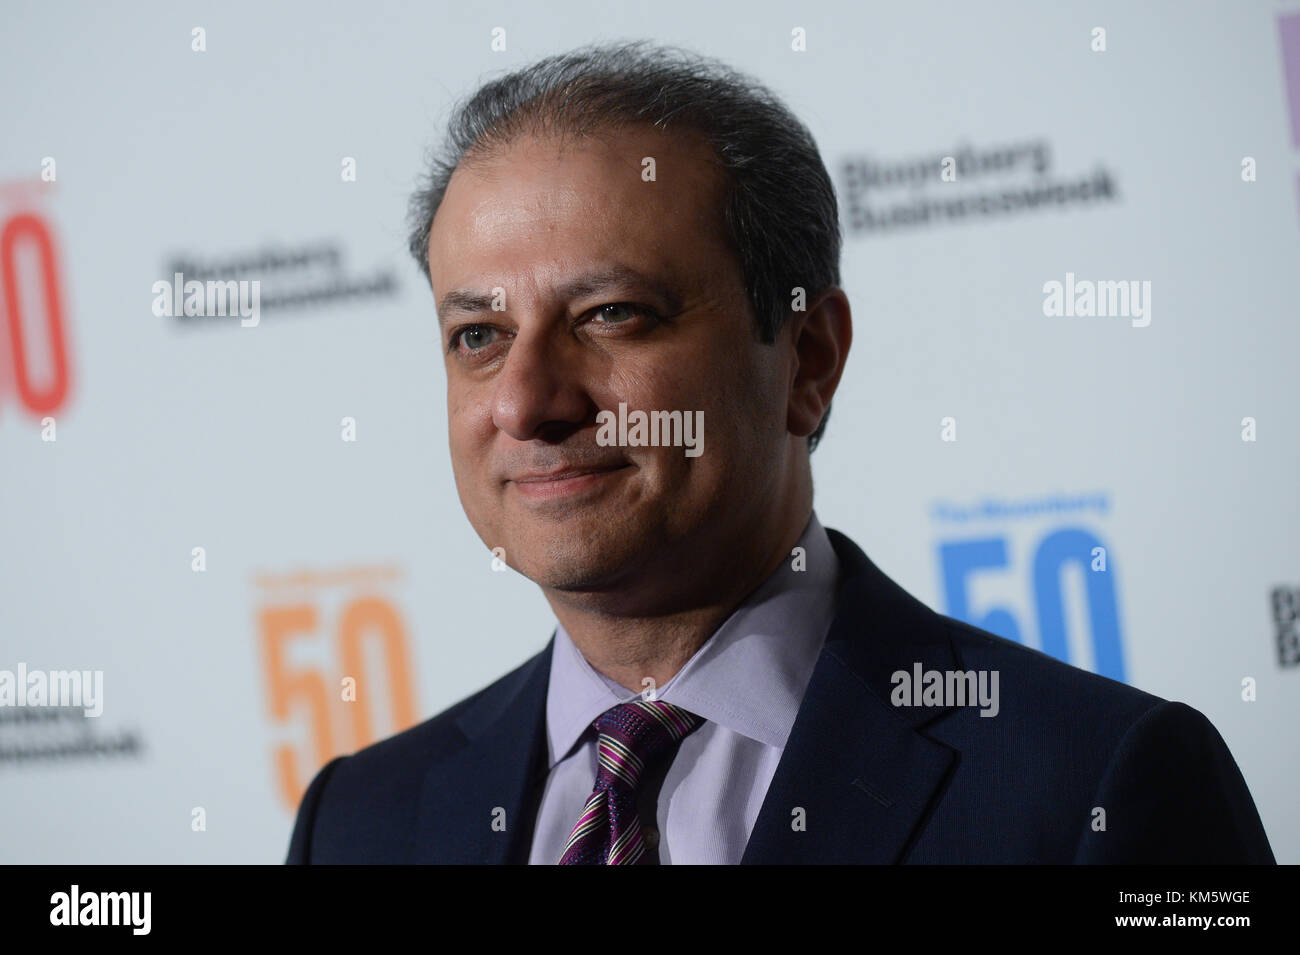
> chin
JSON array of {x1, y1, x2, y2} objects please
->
[{"x1": 511, "y1": 530, "x2": 645, "y2": 593}]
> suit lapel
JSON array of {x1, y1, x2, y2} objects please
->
[
  {"x1": 742, "y1": 529, "x2": 961, "y2": 864},
  {"x1": 415, "y1": 639, "x2": 553, "y2": 864}
]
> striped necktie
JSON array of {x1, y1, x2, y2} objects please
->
[{"x1": 557, "y1": 698, "x2": 703, "y2": 865}]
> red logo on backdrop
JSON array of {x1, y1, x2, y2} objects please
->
[{"x1": 0, "y1": 180, "x2": 74, "y2": 421}]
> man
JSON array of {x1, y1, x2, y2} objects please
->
[{"x1": 286, "y1": 41, "x2": 1274, "y2": 864}]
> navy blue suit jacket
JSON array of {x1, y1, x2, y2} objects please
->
[{"x1": 286, "y1": 528, "x2": 1275, "y2": 864}]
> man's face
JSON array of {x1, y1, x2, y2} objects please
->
[{"x1": 427, "y1": 124, "x2": 795, "y2": 606}]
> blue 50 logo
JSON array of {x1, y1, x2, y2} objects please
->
[{"x1": 938, "y1": 528, "x2": 1126, "y2": 682}]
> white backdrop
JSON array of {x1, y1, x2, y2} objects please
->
[{"x1": 2, "y1": 0, "x2": 1297, "y2": 863}]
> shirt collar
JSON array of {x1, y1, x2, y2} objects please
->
[{"x1": 543, "y1": 510, "x2": 841, "y2": 766}]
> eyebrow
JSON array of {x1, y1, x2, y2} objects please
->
[{"x1": 435, "y1": 264, "x2": 684, "y2": 326}]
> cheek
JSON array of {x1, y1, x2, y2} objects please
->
[
  {"x1": 736, "y1": 343, "x2": 789, "y2": 425},
  {"x1": 602, "y1": 363, "x2": 663, "y2": 408},
  {"x1": 447, "y1": 378, "x2": 492, "y2": 435},
  {"x1": 699, "y1": 346, "x2": 786, "y2": 443},
  {"x1": 603, "y1": 338, "x2": 728, "y2": 410},
  {"x1": 601, "y1": 342, "x2": 782, "y2": 456},
  {"x1": 446, "y1": 386, "x2": 494, "y2": 486}
]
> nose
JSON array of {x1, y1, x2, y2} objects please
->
[{"x1": 490, "y1": 325, "x2": 593, "y2": 442}]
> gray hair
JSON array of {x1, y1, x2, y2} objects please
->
[{"x1": 407, "y1": 39, "x2": 842, "y2": 449}]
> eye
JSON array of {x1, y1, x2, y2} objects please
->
[
  {"x1": 592, "y1": 303, "x2": 640, "y2": 324},
  {"x1": 587, "y1": 302, "x2": 661, "y2": 329},
  {"x1": 448, "y1": 324, "x2": 499, "y2": 353}
]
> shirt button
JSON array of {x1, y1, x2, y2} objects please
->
[{"x1": 643, "y1": 828, "x2": 660, "y2": 849}]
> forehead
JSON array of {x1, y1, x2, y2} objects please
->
[{"x1": 426, "y1": 124, "x2": 730, "y2": 296}]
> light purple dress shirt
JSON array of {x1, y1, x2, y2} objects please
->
[{"x1": 527, "y1": 511, "x2": 841, "y2": 864}]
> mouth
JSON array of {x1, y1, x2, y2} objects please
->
[{"x1": 508, "y1": 463, "x2": 633, "y2": 500}]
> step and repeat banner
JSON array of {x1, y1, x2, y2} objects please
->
[{"x1": 2, "y1": 1, "x2": 1297, "y2": 863}]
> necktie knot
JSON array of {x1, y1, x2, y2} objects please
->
[{"x1": 592, "y1": 698, "x2": 702, "y2": 792}]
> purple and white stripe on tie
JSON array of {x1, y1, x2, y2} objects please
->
[{"x1": 557, "y1": 699, "x2": 703, "y2": 865}]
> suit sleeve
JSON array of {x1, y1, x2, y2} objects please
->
[
  {"x1": 1073, "y1": 700, "x2": 1275, "y2": 863},
  {"x1": 285, "y1": 756, "x2": 346, "y2": 864}
]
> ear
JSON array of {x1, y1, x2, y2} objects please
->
[{"x1": 786, "y1": 287, "x2": 853, "y2": 440}]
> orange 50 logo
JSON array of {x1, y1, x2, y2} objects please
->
[{"x1": 257, "y1": 567, "x2": 419, "y2": 809}]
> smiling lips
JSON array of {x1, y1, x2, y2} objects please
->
[{"x1": 509, "y1": 463, "x2": 631, "y2": 499}]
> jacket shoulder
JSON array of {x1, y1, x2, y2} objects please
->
[
  {"x1": 941, "y1": 612, "x2": 1163, "y2": 722},
  {"x1": 911, "y1": 614, "x2": 1272, "y2": 862},
  {"x1": 285, "y1": 645, "x2": 549, "y2": 863}
]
